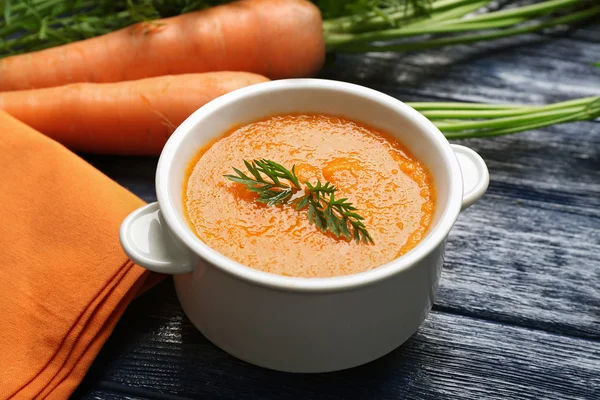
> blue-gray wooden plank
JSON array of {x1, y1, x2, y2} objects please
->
[{"x1": 73, "y1": 281, "x2": 600, "y2": 400}]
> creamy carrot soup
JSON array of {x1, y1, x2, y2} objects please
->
[{"x1": 184, "y1": 114, "x2": 435, "y2": 278}]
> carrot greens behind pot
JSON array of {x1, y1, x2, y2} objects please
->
[{"x1": 2, "y1": 0, "x2": 598, "y2": 58}]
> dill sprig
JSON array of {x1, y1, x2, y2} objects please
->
[
  {"x1": 299, "y1": 180, "x2": 374, "y2": 244},
  {"x1": 224, "y1": 159, "x2": 300, "y2": 206},
  {"x1": 224, "y1": 159, "x2": 374, "y2": 244}
]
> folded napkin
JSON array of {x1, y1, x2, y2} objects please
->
[{"x1": 0, "y1": 111, "x2": 157, "y2": 399}]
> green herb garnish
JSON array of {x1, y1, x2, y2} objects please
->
[{"x1": 224, "y1": 159, "x2": 374, "y2": 244}]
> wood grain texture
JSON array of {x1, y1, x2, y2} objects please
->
[
  {"x1": 77, "y1": 390, "x2": 144, "y2": 400},
  {"x1": 73, "y1": 281, "x2": 600, "y2": 400},
  {"x1": 78, "y1": 23, "x2": 600, "y2": 399},
  {"x1": 319, "y1": 37, "x2": 600, "y2": 105},
  {"x1": 436, "y1": 123, "x2": 600, "y2": 339}
]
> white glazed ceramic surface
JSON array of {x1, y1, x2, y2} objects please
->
[{"x1": 120, "y1": 79, "x2": 489, "y2": 373}]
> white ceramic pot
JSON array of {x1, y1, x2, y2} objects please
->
[{"x1": 120, "y1": 79, "x2": 489, "y2": 373}]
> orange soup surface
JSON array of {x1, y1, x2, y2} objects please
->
[{"x1": 184, "y1": 114, "x2": 435, "y2": 278}]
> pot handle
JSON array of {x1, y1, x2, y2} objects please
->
[
  {"x1": 451, "y1": 144, "x2": 489, "y2": 211},
  {"x1": 119, "y1": 202, "x2": 196, "y2": 274}
]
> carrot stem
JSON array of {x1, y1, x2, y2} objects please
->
[
  {"x1": 327, "y1": 16, "x2": 529, "y2": 47},
  {"x1": 442, "y1": 110, "x2": 592, "y2": 138},
  {"x1": 327, "y1": 5, "x2": 600, "y2": 52},
  {"x1": 414, "y1": 97, "x2": 598, "y2": 118},
  {"x1": 402, "y1": 0, "x2": 491, "y2": 27},
  {"x1": 405, "y1": 97, "x2": 600, "y2": 139},
  {"x1": 322, "y1": 0, "x2": 484, "y2": 33},
  {"x1": 439, "y1": 0, "x2": 587, "y2": 25},
  {"x1": 433, "y1": 106, "x2": 585, "y2": 130}
]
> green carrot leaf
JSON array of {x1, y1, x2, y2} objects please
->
[{"x1": 225, "y1": 160, "x2": 373, "y2": 244}]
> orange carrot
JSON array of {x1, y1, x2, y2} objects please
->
[
  {"x1": 0, "y1": 72, "x2": 269, "y2": 155},
  {"x1": 0, "y1": 0, "x2": 324, "y2": 91}
]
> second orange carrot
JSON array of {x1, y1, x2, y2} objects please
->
[{"x1": 0, "y1": 72, "x2": 269, "y2": 155}]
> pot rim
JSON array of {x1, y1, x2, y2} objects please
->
[{"x1": 156, "y1": 79, "x2": 462, "y2": 293}]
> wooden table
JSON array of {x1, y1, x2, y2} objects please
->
[{"x1": 73, "y1": 23, "x2": 600, "y2": 400}]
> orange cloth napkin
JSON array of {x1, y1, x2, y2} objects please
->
[{"x1": 0, "y1": 111, "x2": 157, "y2": 399}]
